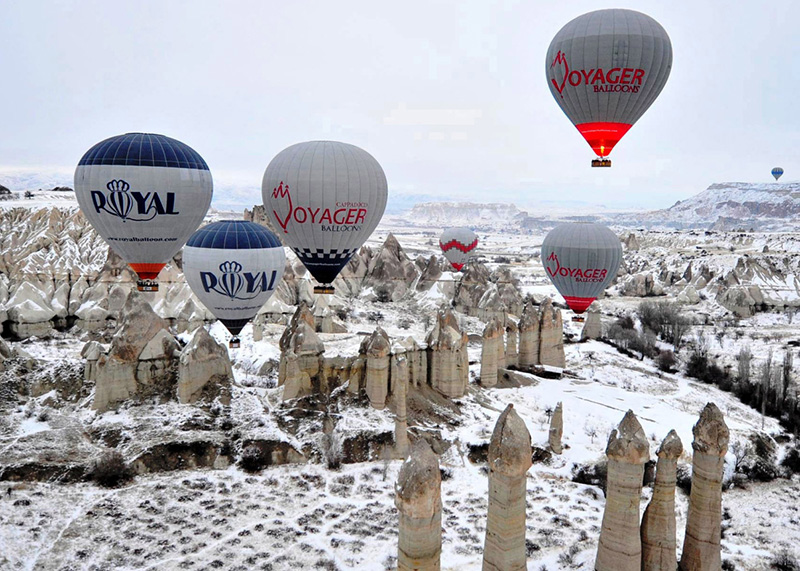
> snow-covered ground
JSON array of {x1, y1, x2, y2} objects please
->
[{"x1": 2, "y1": 196, "x2": 800, "y2": 569}]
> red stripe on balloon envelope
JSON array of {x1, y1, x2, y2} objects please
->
[{"x1": 439, "y1": 239, "x2": 479, "y2": 253}]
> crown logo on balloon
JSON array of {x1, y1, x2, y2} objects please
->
[
  {"x1": 106, "y1": 179, "x2": 130, "y2": 193},
  {"x1": 219, "y1": 261, "x2": 243, "y2": 274}
]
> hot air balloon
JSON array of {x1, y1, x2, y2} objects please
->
[
  {"x1": 75, "y1": 133, "x2": 213, "y2": 291},
  {"x1": 541, "y1": 223, "x2": 622, "y2": 317},
  {"x1": 262, "y1": 141, "x2": 388, "y2": 294},
  {"x1": 546, "y1": 9, "x2": 673, "y2": 167},
  {"x1": 439, "y1": 227, "x2": 478, "y2": 271},
  {"x1": 772, "y1": 167, "x2": 784, "y2": 181},
  {"x1": 182, "y1": 221, "x2": 286, "y2": 348}
]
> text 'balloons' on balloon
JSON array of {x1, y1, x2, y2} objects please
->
[
  {"x1": 541, "y1": 223, "x2": 622, "y2": 314},
  {"x1": 772, "y1": 167, "x2": 784, "y2": 181},
  {"x1": 439, "y1": 227, "x2": 478, "y2": 271},
  {"x1": 182, "y1": 221, "x2": 286, "y2": 347},
  {"x1": 74, "y1": 133, "x2": 213, "y2": 291},
  {"x1": 545, "y1": 9, "x2": 673, "y2": 165},
  {"x1": 261, "y1": 141, "x2": 388, "y2": 294}
]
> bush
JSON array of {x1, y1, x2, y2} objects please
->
[
  {"x1": 676, "y1": 464, "x2": 692, "y2": 495},
  {"x1": 616, "y1": 315, "x2": 635, "y2": 330},
  {"x1": 239, "y1": 444, "x2": 267, "y2": 473},
  {"x1": 656, "y1": 350, "x2": 677, "y2": 372},
  {"x1": 637, "y1": 300, "x2": 691, "y2": 347},
  {"x1": 746, "y1": 458, "x2": 778, "y2": 482},
  {"x1": 771, "y1": 550, "x2": 800, "y2": 571},
  {"x1": 91, "y1": 451, "x2": 133, "y2": 488},
  {"x1": 781, "y1": 446, "x2": 800, "y2": 474}
]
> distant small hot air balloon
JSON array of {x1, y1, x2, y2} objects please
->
[
  {"x1": 439, "y1": 227, "x2": 478, "y2": 271},
  {"x1": 75, "y1": 133, "x2": 213, "y2": 291},
  {"x1": 541, "y1": 223, "x2": 622, "y2": 314},
  {"x1": 772, "y1": 167, "x2": 784, "y2": 181},
  {"x1": 182, "y1": 221, "x2": 285, "y2": 348},
  {"x1": 546, "y1": 9, "x2": 673, "y2": 167},
  {"x1": 262, "y1": 141, "x2": 388, "y2": 294}
]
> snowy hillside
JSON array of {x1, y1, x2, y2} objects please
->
[
  {"x1": 399, "y1": 202, "x2": 527, "y2": 229},
  {"x1": 616, "y1": 182, "x2": 800, "y2": 230}
]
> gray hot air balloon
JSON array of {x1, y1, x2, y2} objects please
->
[
  {"x1": 546, "y1": 9, "x2": 673, "y2": 167},
  {"x1": 439, "y1": 227, "x2": 478, "y2": 271},
  {"x1": 772, "y1": 167, "x2": 784, "y2": 181},
  {"x1": 262, "y1": 141, "x2": 388, "y2": 294},
  {"x1": 75, "y1": 133, "x2": 213, "y2": 291},
  {"x1": 183, "y1": 221, "x2": 285, "y2": 348},
  {"x1": 541, "y1": 223, "x2": 622, "y2": 314}
]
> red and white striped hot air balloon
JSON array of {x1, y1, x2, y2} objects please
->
[{"x1": 439, "y1": 227, "x2": 478, "y2": 271}]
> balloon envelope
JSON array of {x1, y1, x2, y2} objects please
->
[
  {"x1": 262, "y1": 141, "x2": 388, "y2": 285},
  {"x1": 74, "y1": 133, "x2": 212, "y2": 282},
  {"x1": 439, "y1": 227, "x2": 478, "y2": 271},
  {"x1": 546, "y1": 9, "x2": 672, "y2": 158},
  {"x1": 772, "y1": 167, "x2": 784, "y2": 181},
  {"x1": 183, "y1": 221, "x2": 286, "y2": 336},
  {"x1": 541, "y1": 223, "x2": 622, "y2": 313}
]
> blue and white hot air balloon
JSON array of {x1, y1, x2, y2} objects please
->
[
  {"x1": 74, "y1": 133, "x2": 213, "y2": 291},
  {"x1": 182, "y1": 221, "x2": 286, "y2": 347},
  {"x1": 772, "y1": 167, "x2": 784, "y2": 181}
]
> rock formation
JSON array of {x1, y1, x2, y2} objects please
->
[
  {"x1": 517, "y1": 302, "x2": 540, "y2": 368},
  {"x1": 679, "y1": 403, "x2": 729, "y2": 571},
  {"x1": 177, "y1": 326, "x2": 233, "y2": 404},
  {"x1": 363, "y1": 327, "x2": 391, "y2": 409},
  {"x1": 482, "y1": 404, "x2": 532, "y2": 571},
  {"x1": 537, "y1": 298, "x2": 565, "y2": 369},
  {"x1": 425, "y1": 308, "x2": 469, "y2": 398},
  {"x1": 416, "y1": 254, "x2": 443, "y2": 292},
  {"x1": 580, "y1": 305, "x2": 602, "y2": 341},
  {"x1": 595, "y1": 410, "x2": 650, "y2": 571},
  {"x1": 495, "y1": 318, "x2": 506, "y2": 370},
  {"x1": 396, "y1": 337, "x2": 427, "y2": 389},
  {"x1": 393, "y1": 353, "x2": 410, "y2": 458},
  {"x1": 548, "y1": 401, "x2": 563, "y2": 454},
  {"x1": 480, "y1": 318, "x2": 503, "y2": 388},
  {"x1": 505, "y1": 319, "x2": 518, "y2": 367},
  {"x1": 93, "y1": 292, "x2": 179, "y2": 412},
  {"x1": 366, "y1": 233, "x2": 420, "y2": 302},
  {"x1": 278, "y1": 303, "x2": 325, "y2": 400},
  {"x1": 641, "y1": 430, "x2": 683, "y2": 571},
  {"x1": 396, "y1": 440, "x2": 442, "y2": 571},
  {"x1": 81, "y1": 340, "x2": 104, "y2": 382}
]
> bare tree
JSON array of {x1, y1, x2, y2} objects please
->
[
  {"x1": 737, "y1": 346, "x2": 753, "y2": 385},
  {"x1": 761, "y1": 350, "x2": 773, "y2": 429},
  {"x1": 782, "y1": 350, "x2": 794, "y2": 407}
]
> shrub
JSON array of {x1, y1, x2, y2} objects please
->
[
  {"x1": 616, "y1": 315, "x2": 635, "y2": 330},
  {"x1": 781, "y1": 446, "x2": 800, "y2": 474},
  {"x1": 675, "y1": 464, "x2": 692, "y2": 495},
  {"x1": 91, "y1": 451, "x2": 133, "y2": 488},
  {"x1": 771, "y1": 550, "x2": 800, "y2": 571},
  {"x1": 239, "y1": 444, "x2": 267, "y2": 473},
  {"x1": 656, "y1": 350, "x2": 677, "y2": 372}
]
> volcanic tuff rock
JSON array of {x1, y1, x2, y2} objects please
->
[
  {"x1": 580, "y1": 305, "x2": 602, "y2": 340},
  {"x1": 366, "y1": 233, "x2": 419, "y2": 302},
  {"x1": 363, "y1": 327, "x2": 391, "y2": 410},
  {"x1": 517, "y1": 302, "x2": 540, "y2": 368},
  {"x1": 177, "y1": 326, "x2": 233, "y2": 404},
  {"x1": 396, "y1": 440, "x2": 442, "y2": 571},
  {"x1": 482, "y1": 404, "x2": 532, "y2": 571},
  {"x1": 93, "y1": 292, "x2": 179, "y2": 412},
  {"x1": 393, "y1": 353, "x2": 410, "y2": 458},
  {"x1": 595, "y1": 410, "x2": 650, "y2": 571},
  {"x1": 480, "y1": 318, "x2": 503, "y2": 388},
  {"x1": 425, "y1": 308, "x2": 469, "y2": 398},
  {"x1": 641, "y1": 430, "x2": 683, "y2": 571},
  {"x1": 278, "y1": 310, "x2": 325, "y2": 400},
  {"x1": 537, "y1": 298, "x2": 565, "y2": 369},
  {"x1": 548, "y1": 401, "x2": 563, "y2": 454},
  {"x1": 680, "y1": 403, "x2": 729, "y2": 571}
]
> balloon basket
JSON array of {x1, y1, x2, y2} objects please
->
[
  {"x1": 137, "y1": 280, "x2": 159, "y2": 292},
  {"x1": 314, "y1": 285, "x2": 335, "y2": 295},
  {"x1": 591, "y1": 159, "x2": 612, "y2": 168},
  {"x1": 571, "y1": 316, "x2": 585, "y2": 323},
  {"x1": 229, "y1": 337, "x2": 241, "y2": 349}
]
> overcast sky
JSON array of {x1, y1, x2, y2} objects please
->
[{"x1": 1, "y1": 1, "x2": 798, "y2": 211}]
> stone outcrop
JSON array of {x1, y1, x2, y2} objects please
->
[
  {"x1": 93, "y1": 292, "x2": 179, "y2": 412},
  {"x1": 620, "y1": 273, "x2": 664, "y2": 297},
  {"x1": 81, "y1": 340, "x2": 104, "y2": 382},
  {"x1": 538, "y1": 298, "x2": 565, "y2": 369},
  {"x1": 595, "y1": 410, "x2": 650, "y2": 571},
  {"x1": 425, "y1": 308, "x2": 469, "y2": 398},
  {"x1": 366, "y1": 233, "x2": 420, "y2": 302},
  {"x1": 505, "y1": 320, "x2": 518, "y2": 367},
  {"x1": 548, "y1": 401, "x2": 563, "y2": 454},
  {"x1": 278, "y1": 303, "x2": 325, "y2": 400},
  {"x1": 480, "y1": 318, "x2": 503, "y2": 388},
  {"x1": 396, "y1": 441, "x2": 442, "y2": 571},
  {"x1": 680, "y1": 403, "x2": 729, "y2": 571},
  {"x1": 397, "y1": 337, "x2": 427, "y2": 389},
  {"x1": 580, "y1": 305, "x2": 602, "y2": 341},
  {"x1": 641, "y1": 430, "x2": 683, "y2": 571},
  {"x1": 416, "y1": 254, "x2": 443, "y2": 292},
  {"x1": 393, "y1": 353, "x2": 410, "y2": 458},
  {"x1": 363, "y1": 327, "x2": 391, "y2": 409},
  {"x1": 482, "y1": 404, "x2": 532, "y2": 571},
  {"x1": 517, "y1": 302, "x2": 540, "y2": 368},
  {"x1": 177, "y1": 326, "x2": 233, "y2": 404}
]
